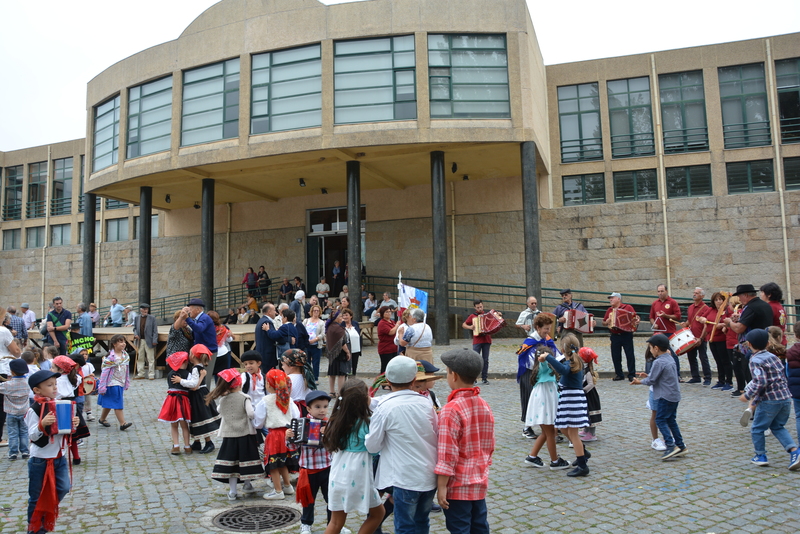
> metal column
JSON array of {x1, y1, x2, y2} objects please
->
[
  {"x1": 82, "y1": 193, "x2": 96, "y2": 307},
  {"x1": 201, "y1": 179, "x2": 215, "y2": 309},
  {"x1": 138, "y1": 186, "x2": 152, "y2": 306},
  {"x1": 430, "y1": 151, "x2": 449, "y2": 345},
  {"x1": 520, "y1": 142, "x2": 541, "y2": 299},
  {"x1": 346, "y1": 161, "x2": 362, "y2": 296}
]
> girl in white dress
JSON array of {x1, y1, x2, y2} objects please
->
[{"x1": 322, "y1": 380, "x2": 384, "y2": 534}]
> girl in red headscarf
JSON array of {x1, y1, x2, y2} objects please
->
[
  {"x1": 254, "y1": 368, "x2": 301, "y2": 500},
  {"x1": 158, "y1": 352, "x2": 192, "y2": 455}
]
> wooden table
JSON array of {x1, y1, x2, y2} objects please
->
[{"x1": 359, "y1": 321, "x2": 376, "y2": 346}]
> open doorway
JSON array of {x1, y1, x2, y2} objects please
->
[{"x1": 306, "y1": 207, "x2": 365, "y2": 299}]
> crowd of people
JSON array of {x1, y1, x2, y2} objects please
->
[{"x1": 1, "y1": 276, "x2": 798, "y2": 534}]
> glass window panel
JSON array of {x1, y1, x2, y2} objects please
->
[
  {"x1": 451, "y1": 35, "x2": 505, "y2": 48},
  {"x1": 139, "y1": 137, "x2": 170, "y2": 155},
  {"x1": 97, "y1": 98, "x2": 115, "y2": 115},
  {"x1": 559, "y1": 99, "x2": 579, "y2": 113},
  {"x1": 452, "y1": 84, "x2": 509, "y2": 101},
  {"x1": 336, "y1": 87, "x2": 393, "y2": 106},
  {"x1": 95, "y1": 112, "x2": 114, "y2": 131},
  {"x1": 427, "y1": 34, "x2": 449, "y2": 50},
  {"x1": 428, "y1": 51, "x2": 450, "y2": 66},
  {"x1": 140, "y1": 90, "x2": 172, "y2": 112},
  {"x1": 181, "y1": 125, "x2": 223, "y2": 146},
  {"x1": 394, "y1": 101, "x2": 416, "y2": 119},
  {"x1": 271, "y1": 61, "x2": 321, "y2": 82},
  {"x1": 225, "y1": 91, "x2": 239, "y2": 107},
  {"x1": 578, "y1": 96, "x2": 599, "y2": 112},
  {"x1": 393, "y1": 51, "x2": 415, "y2": 68},
  {"x1": 335, "y1": 104, "x2": 394, "y2": 123},
  {"x1": 183, "y1": 93, "x2": 223, "y2": 115},
  {"x1": 252, "y1": 54, "x2": 271, "y2": 70},
  {"x1": 271, "y1": 110, "x2": 321, "y2": 131},
  {"x1": 252, "y1": 101, "x2": 269, "y2": 116},
  {"x1": 335, "y1": 54, "x2": 393, "y2": 73},
  {"x1": 252, "y1": 69, "x2": 271, "y2": 86},
  {"x1": 140, "y1": 105, "x2": 172, "y2": 126},
  {"x1": 393, "y1": 35, "x2": 414, "y2": 51},
  {"x1": 395, "y1": 71, "x2": 415, "y2": 85},
  {"x1": 451, "y1": 68, "x2": 508, "y2": 84},
  {"x1": 139, "y1": 121, "x2": 171, "y2": 140},
  {"x1": 183, "y1": 109, "x2": 224, "y2": 130},
  {"x1": 452, "y1": 101, "x2": 509, "y2": 116},
  {"x1": 251, "y1": 117, "x2": 270, "y2": 134},
  {"x1": 225, "y1": 58, "x2": 240, "y2": 74},
  {"x1": 183, "y1": 77, "x2": 224, "y2": 100},
  {"x1": 629, "y1": 77, "x2": 649, "y2": 92},
  {"x1": 431, "y1": 83, "x2": 450, "y2": 100},
  {"x1": 272, "y1": 93, "x2": 322, "y2": 114},
  {"x1": 335, "y1": 70, "x2": 393, "y2": 90},
  {"x1": 184, "y1": 63, "x2": 224, "y2": 84},
  {"x1": 141, "y1": 77, "x2": 172, "y2": 96},
  {"x1": 271, "y1": 77, "x2": 322, "y2": 98},
  {"x1": 450, "y1": 50, "x2": 507, "y2": 67},
  {"x1": 660, "y1": 74, "x2": 679, "y2": 88},
  {"x1": 558, "y1": 85, "x2": 578, "y2": 100},
  {"x1": 784, "y1": 157, "x2": 800, "y2": 190},
  {"x1": 607, "y1": 80, "x2": 628, "y2": 94},
  {"x1": 272, "y1": 45, "x2": 320, "y2": 65},
  {"x1": 224, "y1": 105, "x2": 239, "y2": 122},
  {"x1": 336, "y1": 38, "x2": 392, "y2": 55},
  {"x1": 562, "y1": 176, "x2": 583, "y2": 205}
]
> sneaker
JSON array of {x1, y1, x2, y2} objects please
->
[
  {"x1": 524, "y1": 455, "x2": 544, "y2": 467},
  {"x1": 730, "y1": 390, "x2": 743, "y2": 397},
  {"x1": 283, "y1": 484, "x2": 295, "y2": 495},
  {"x1": 673, "y1": 446, "x2": 688, "y2": 457},
  {"x1": 86, "y1": 412, "x2": 95, "y2": 422},
  {"x1": 0, "y1": 440, "x2": 8, "y2": 447},
  {"x1": 702, "y1": 379, "x2": 711, "y2": 386},
  {"x1": 340, "y1": 528, "x2": 352, "y2": 534},
  {"x1": 522, "y1": 427, "x2": 537, "y2": 439},
  {"x1": 577, "y1": 430, "x2": 588, "y2": 440},
  {"x1": 751, "y1": 454, "x2": 769, "y2": 466},
  {"x1": 661, "y1": 446, "x2": 681, "y2": 460},
  {"x1": 8, "y1": 455, "x2": 17, "y2": 460},
  {"x1": 430, "y1": 503, "x2": 442, "y2": 512},
  {"x1": 549, "y1": 457, "x2": 571, "y2": 470},
  {"x1": 765, "y1": 429, "x2": 772, "y2": 437},
  {"x1": 263, "y1": 490, "x2": 285, "y2": 500},
  {"x1": 481, "y1": 380, "x2": 489, "y2": 385},
  {"x1": 227, "y1": 491, "x2": 237, "y2": 501},
  {"x1": 21, "y1": 453, "x2": 29, "y2": 459},
  {"x1": 580, "y1": 432, "x2": 598, "y2": 442},
  {"x1": 76, "y1": 439, "x2": 85, "y2": 447},
  {"x1": 568, "y1": 440, "x2": 574, "y2": 448},
  {"x1": 722, "y1": 384, "x2": 733, "y2": 392},
  {"x1": 740, "y1": 408, "x2": 752, "y2": 427},
  {"x1": 555, "y1": 434, "x2": 565, "y2": 443},
  {"x1": 687, "y1": 378, "x2": 701, "y2": 384},
  {"x1": 242, "y1": 483, "x2": 257, "y2": 495},
  {"x1": 300, "y1": 525, "x2": 312, "y2": 534},
  {"x1": 710, "y1": 382, "x2": 724, "y2": 390},
  {"x1": 651, "y1": 438, "x2": 667, "y2": 451},
  {"x1": 566, "y1": 465, "x2": 590, "y2": 477},
  {"x1": 789, "y1": 450, "x2": 800, "y2": 471}
]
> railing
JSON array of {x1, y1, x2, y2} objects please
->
[
  {"x1": 105, "y1": 199, "x2": 128, "y2": 210},
  {"x1": 560, "y1": 139, "x2": 603, "y2": 163},
  {"x1": 662, "y1": 126, "x2": 709, "y2": 153},
  {"x1": 2, "y1": 204, "x2": 22, "y2": 221},
  {"x1": 610, "y1": 132, "x2": 655, "y2": 158},
  {"x1": 78, "y1": 196, "x2": 101, "y2": 213},
  {"x1": 723, "y1": 121, "x2": 771, "y2": 149},
  {"x1": 26, "y1": 200, "x2": 46, "y2": 218},
  {"x1": 780, "y1": 117, "x2": 800, "y2": 144},
  {"x1": 50, "y1": 197, "x2": 72, "y2": 216}
]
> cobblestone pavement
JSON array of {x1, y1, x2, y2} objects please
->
[{"x1": 2, "y1": 337, "x2": 799, "y2": 533}]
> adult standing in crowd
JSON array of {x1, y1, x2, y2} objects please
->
[
  {"x1": 257, "y1": 265, "x2": 271, "y2": 299},
  {"x1": 603, "y1": 292, "x2": 640, "y2": 381},
  {"x1": 46, "y1": 297, "x2": 72, "y2": 355},
  {"x1": 74, "y1": 303, "x2": 93, "y2": 337},
  {"x1": 377, "y1": 305, "x2": 399, "y2": 373},
  {"x1": 0, "y1": 306, "x2": 22, "y2": 447},
  {"x1": 303, "y1": 303, "x2": 325, "y2": 380},
  {"x1": 515, "y1": 296, "x2": 540, "y2": 338},
  {"x1": 290, "y1": 290, "x2": 306, "y2": 323},
  {"x1": 182, "y1": 298, "x2": 218, "y2": 388},
  {"x1": 293, "y1": 276, "x2": 306, "y2": 296},
  {"x1": 699, "y1": 291, "x2": 734, "y2": 391},
  {"x1": 399, "y1": 308, "x2": 433, "y2": 364},
  {"x1": 341, "y1": 308, "x2": 362, "y2": 375},
  {"x1": 255, "y1": 303, "x2": 280, "y2": 372},
  {"x1": 104, "y1": 297, "x2": 125, "y2": 327},
  {"x1": 650, "y1": 284, "x2": 682, "y2": 376},
  {"x1": 760, "y1": 282, "x2": 787, "y2": 344},
  {"x1": 682, "y1": 287, "x2": 712, "y2": 385},
  {"x1": 6, "y1": 306, "x2": 27, "y2": 347},
  {"x1": 133, "y1": 303, "x2": 159, "y2": 380},
  {"x1": 279, "y1": 278, "x2": 294, "y2": 304},
  {"x1": 87, "y1": 303, "x2": 100, "y2": 327},
  {"x1": 331, "y1": 259, "x2": 344, "y2": 298},
  {"x1": 462, "y1": 299, "x2": 502, "y2": 385},
  {"x1": 723, "y1": 284, "x2": 774, "y2": 387},
  {"x1": 316, "y1": 277, "x2": 330, "y2": 306},
  {"x1": 20, "y1": 303, "x2": 36, "y2": 333},
  {"x1": 554, "y1": 289, "x2": 589, "y2": 344},
  {"x1": 166, "y1": 309, "x2": 193, "y2": 357},
  {"x1": 242, "y1": 267, "x2": 258, "y2": 296}
]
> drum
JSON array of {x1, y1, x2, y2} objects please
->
[
  {"x1": 474, "y1": 311, "x2": 505, "y2": 336},
  {"x1": 609, "y1": 308, "x2": 637, "y2": 332},
  {"x1": 669, "y1": 328, "x2": 698, "y2": 356},
  {"x1": 83, "y1": 374, "x2": 96, "y2": 395},
  {"x1": 53, "y1": 400, "x2": 76, "y2": 435},
  {"x1": 564, "y1": 309, "x2": 594, "y2": 334}
]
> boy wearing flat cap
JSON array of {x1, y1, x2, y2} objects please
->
[
  {"x1": 739, "y1": 329, "x2": 800, "y2": 470},
  {"x1": 434, "y1": 348, "x2": 495, "y2": 534}
]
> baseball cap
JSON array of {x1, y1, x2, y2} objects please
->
[
  {"x1": 608, "y1": 292, "x2": 622, "y2": 299},
  {"x1": 385, "y1": 356, "x2": 418, "y2": 383},
  {"x1": 647, "y1": 334, "x2": 670, "y2": 351},
  {"x1": 746, "y1": 329, "x2": 769, "y2": 350}
]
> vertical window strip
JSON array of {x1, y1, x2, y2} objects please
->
[
  {"x1": 27, "y1": 161, "x2": 48, "y2": 218},
  {"x1": 127, "y1": 76, "x2": 173, "y2": 158},
  {"x1": 776, "y1": 58, "x2": 800, "y2": 144},
  {"x1": 51, "y1": 157, "x2": 73, "y2": 215},
  {"x1": 428, "y1": 34, "x2": 509, "y2": 119},
  {"x1": 785, "y1": 156, "x2": 800, "y2": 190},
  {"x1": 3, "y1": 229, "x2": 21, "y2": 250},
  {"x1": 50, "y1": 224, "x2": 71, "y2": 246},
  {"x1": 181, "y1": 59, "x2": 240, "y2": 146},
  {"x1": 3, "y1": 165, "x2": 23, "y2": 220},
  {"x1": 26, "y1": 226, "x2": 45, "y2": 248},
  {"x1": 558, "y1": 83, "x2": 603, "y2": 162},
  {"x1": 719, "y1": 63, "x2": 771, "y2": 149},
  {"x1": 665, "y1": 165, "x2": 712, "y2": 198},
  {"x1": 607, "y1": 77, "x2": 654, "y2": 158},
  {"x1": 659, "y1": 71, "x2": 709, "y2": 153},
  {"x1": 93, "y1": 95, "x2": 120, "y2": 172}
]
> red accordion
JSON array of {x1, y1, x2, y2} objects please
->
[
  {"x1": 288, "y1": 418, "x2": 325, "y2": 447},
  {"x1": 564, "y1": 309, "x2": 594, "y2": 333},
  {"x1": 473, "y1": 311, "x2": 505, "y2": 336}
]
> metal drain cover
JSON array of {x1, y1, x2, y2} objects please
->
[{"x1": 212, "y1": 505, "x2": 301, "y2": 532}]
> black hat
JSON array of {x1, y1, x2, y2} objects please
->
[
  {"x1": 746, "y1": 329, "x2": 769, "y2": 350},
  {"x1": 646, "y1": 334, "x2": 671, "y2": 351},
  {"x1": 9, "y1": 359, "x2": 29, "y2": 375},
  {"x1": 139, "y1": 303, "x2": 150, "y2": 310},
  {"x1": 417, "y1": 360, "x2": 440, "y2": 374},
  {"x1": 732, "y1": 284, "x2": 757, "y2": 296},
  {"x1": 28, "y1": 369, "x2": 61, "y2": 389},
  {"x1": 305, "y1": 390, "x2": 332, "y2": 405},
  {"x1": 559, "y1": 289, "x2": 572, "y2": 295},
  {"x1": 187, "y1": 298, "x2": 205, "y2": 307},
  {"x1": 70, "y1": 322, "x2": 81, "y2": 330},
  {"x1": 241, "y1": 350, "x2": 262, "y2": 363}
]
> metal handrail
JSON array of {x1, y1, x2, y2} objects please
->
[
  {"x1": 722, "y1": 121, "x2": 771, "y2": 149},
  {"x1": 78, "y1": 196, "x2": 101, "y2": 213},
  {"x1": 610, "y1": 132, "x2": 655, "y2": 158},
  {"x1": 662, "y1": 126, "x2": 709, "y2": 153},
  {"x1": 26, "y1": 200, "x2": 46, "y2": 219},
  {"x1": 560, "y1": 138, "x2": 603, "y2": 163},
  {"x1": 780, "y1": 117, "x2": 800, "y2": 144},
  {"x1": 2, "y1": 205, "x2": 22, "y2": 221},
  {"x1": 50, "y1": 197, "x2": 72, "y2": 216}
]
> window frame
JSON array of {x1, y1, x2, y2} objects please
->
[
  {"x1": 659, "y1": 71, "x2": 709, "y2": 153},
  {"x1": 718, "y1": 63, "x2": 771, "y2": 149},
  {"x1": 613, "y1": 168, "x2": 658, "y2": 202},
  {"x1": 776, "y1": 57, "x2": 800, "y2": 145},
  {"x1": 3, "y1": 165, "x2": 23, "y2": 221},
  {"x1": 607, "y1": 77, "x2": 655, "y2": 158},
  {"x1": 51, "y1": 157, "x2": 73, "y2": 216},
  {"x1": 26, "y1": 226, "x2": 46, "y2": 249},
  {"x1": 127, "y1": 76, "x2": 173, "y2": 159},
  {"x1": 725, "y1": 159, "x2": 774, "y2": 194},
  {"x1": 2, "y1": 228, "x2": 21, "y2": 250},
  {"x1": 785, "y1": 156, "x2": 800, "y2": 190},
  {"x1": 133, "y1": 214, "x2": 159, "y2": 240},
  {"x1": 562, "y1": 173, "x2": 606, "y2": 206},
  {"x1": 50, "y1": 223, "x2": 71, "y2": 247},
  {"x1": 181, "y1": 58, "x2": 240, "y2": 147},
  {"x1": 557, "y1": 82, "x2": 603, "y2": 163},
  {"x1": 27, "y1": 161, "x2": 48, "y2": 219},
  {"x1": 93, "y1": 95, "x2": 120, "y2": 172},
  {"x1": 105, "y1": 218, "x2": 129, "y2": 242},
  {"x1": 665, "y1": 164, "x2": 712, "y2": 198}
]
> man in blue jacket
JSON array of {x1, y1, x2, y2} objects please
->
[
  {"x1": 183, "y1": 298, "x2": 217, "y2": 387},
  {"x1": 255, "y1": 302, "x2": 280, "y2": 373}
]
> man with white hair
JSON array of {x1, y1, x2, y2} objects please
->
[
  {"x1": 515, "y1": 296, "x2": 540, "y2": 339},
  {"x1": 290, "y1": 290, "x2": 306, "y2": 322},
  {"x1": 682, "y1": 287, "x2": 712, "y2": 385}
]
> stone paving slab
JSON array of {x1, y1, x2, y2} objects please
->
[{"x1": 1, "y1": 341, "x2": 799, "y2": 533}]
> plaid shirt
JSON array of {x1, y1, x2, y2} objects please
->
[
  {"x1": 9, "y1": 315, "x2": 26, "y2": 341},
  {"x1": 434, "y1": 388, "x2": 495, "y2": 501},
  {"x1": 286, "y1": 417, "x2": 331, "y2": 470},
  {"x1": 0, "y1": 376, "x2": 32, "y2": 416},
  {"x1": 744, "y1": 350, "x2": 791, "y2": 404}
]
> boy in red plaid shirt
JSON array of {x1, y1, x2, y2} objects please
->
[{"x1": 435, "y1": 348, "x2": 495, "y2": 534}]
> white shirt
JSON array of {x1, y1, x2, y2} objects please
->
[
  {"x1": 404, "y1": 322, "x2": 432, "y2": 348},
  {"x1": 0, "y1": 327, "x2": 15, "y2": 374},
  {"x1": 516, "y1": 308, "x2": 541, "y2": 338},
  {"x1": 253, "y1": 394, "x2": 300, "y2": 429},
  {"x1": 365, "y1": 389, "x2": 439, "y2": 492},
  {"x1": 240, "y1": 371, "x2": 267, "y2": 407},
  {"x1": 316, "y1": 283, "x2": 330, "y2": 297},
  {"x1": 22, "y1": 310, "x2": 36, "y2": 331},
  {"x1": 56, "y1": 374, "x2": 81, "y2": 399},
  {"x1": 288, "y1": 373, "x2": 309, "y2": 402},
  {"x1": 345, "y1": 325, "x2": 361, "y2": 353},
  {"x1": 26, "y1": 407, "x2": 69, "y2": 458}
]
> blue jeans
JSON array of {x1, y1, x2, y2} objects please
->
[
  {"x1": 610, "y1": 332, "x2": 636, "y2": 379},
  {"x1": 6, "y1": 414, "x2": 29, "y2": 456},
  {"x1": 393, "y1": 487, "x2": 436, "y2": 534},
  {"x1": 472, "y1": 343, "x2": 490, "y2": 381},
  {"x1": 28, "y1": 455, "x2": 71, "y2": 527},
  {"x1": 751, "y1": 399, "x2": 797, "y2": 456},
  {"x1": 443, "y1": 499, "x2": 489, "y2": 534},
  {"x1": 307, "y1": 345, "x2": 322, "y2": 380},
  {"x1": 655, "y1": 399, "x2": 684, "y2": 448}
]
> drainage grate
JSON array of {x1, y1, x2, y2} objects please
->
[{"x1": 212, "y1": 505, "x2": 301, "y2": 532}]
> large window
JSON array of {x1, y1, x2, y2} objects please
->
[
  {"x1": 785, "y1": 157, "x2": 800, "y2": 190},
  {"x1": 252, "y1": 45, "x2": 322, "y2": 134},
  {"x1": 50, "y1": 224, "x2": 71, "y2": 247},
  {"x1": 182, "y1": 59, "x2": 240, "y2": 146},
  {"x1": 3, "y1": 165, "x2": 23, "y2": 221},
  {"x1": 3, "y1": 229, "x2": 21, "y2": 250},
  {"x1": 558, "y1": 83, "x2": 602, "y2": 163},
  {"x1": 659, "y1": 71, "x2": 708, "y2": 153},
  {"x1": 719, "y1": 63, "x2": 770, "y2": 149},
  {"x1": 334, "y1": 35, "x2": 416, "y2": 124},
  {"x1": 106, "y1": 218, "x2": 129, "y2": 242},
  {"x1": 776, "y1": 58, "x2": 800, "y2": 144},
  {"x1": 51, "y1": 157, "x2": 73, "y2": 216},
  {"x1": 26, "y1": 226, "x2": 45, "y2": 248},
  {"x1": 613, "y1": 169, "x2": 658, "y2": 202},
  {"x1": 666, "y1": 165, "x2": 712, "y2": 198},
  {"x1": 128, "y1": 76, "x2": 173, "y2": 158},
  {"x1": 428, "y1": 34, "x2": 509, "y2": 119},
  {"x1": 562, "y1": 174, "x2": 605, "y2": 205},
  {"x1": 608, "y1": 77, "x2": 654, "y2": 158},
  {"x1": 133, "y1": 214, "x2": 159, "y2": 239},
  {"x1": 93, "y1": 95, "x2": 120, "y2": 172},
  {"x1": 27, "y1": 162, "x2": 47, "y2": 218},
  {"x1": 726, "y1": 160, "x2": 774, "y2": 194}
]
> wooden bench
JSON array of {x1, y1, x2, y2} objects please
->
[{"x1": 359, "y1": 321, "x2": 376, "y2": 345}]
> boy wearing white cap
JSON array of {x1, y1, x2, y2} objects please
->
[{"x1": 365, "y1": 356, "x2": 438, "y2": 534}]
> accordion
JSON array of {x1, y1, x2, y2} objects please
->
[
  {"x1": 609, "y1": 307, "x2": 637, "y2": 332},
  {"x1": 288, "y1": 417, "x2": 325, "y2": 447},
  {"x1": 473, "y1": 311, "x2": 505, "y2": 336},
  {"x1": 564, "y1": 309, "x2": 594, "y2": 334}
]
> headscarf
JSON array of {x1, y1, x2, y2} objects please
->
[
  {"x1": 282, "y1": 348, "x2": 316, "y2": 391},
  {"x1": 218, "y1": 368, "x2": 242, "y2": 389},
  {"x1": 266, "y1": 368, "x2": 291, "y2": 414},
  {"x1": 52, "y1": 356, "x2": 77, "y2": 372},
  {"x1": 579, "y1": 347, "x2": 599, "y2": 364},
  {"x1": 190, "y1": 344, "x2": 212, "y2": 357},
  {"x1": 325, "y1": 312, "x2": 346, "y2": 361},
  {"x1": 167, "y1": 351, "x2": 189, "y2": 371}
]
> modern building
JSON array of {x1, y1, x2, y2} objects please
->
[{"x1": 1, "y1": 0, "x2": 798, "y2": 331}]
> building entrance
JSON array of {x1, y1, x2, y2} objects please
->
[{"x1": 306, "y1": 207, "x2": 365, "y2": 300}]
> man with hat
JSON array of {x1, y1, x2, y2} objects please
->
[
  {"x1": 182, "y1": 298, "x2": 218, "y2": 388},
  {"x1": 88, "y1": 303, "x2": 100, "y2": 328},
  {"x1": 133, "y1": 303, "x2": 160, "y2": 380},
  {"x1": 602, "y1": 292, "x2": 640, "y2": 381},
  {"x1": 20, "y1": 303, "x2": 36, "y2": 333},
  {"x1": 554, "y1": 289, "x2": 589, "y2": 344},
  {"x1": 724, "y1": 284, "x2": 774, "y2": 393}
]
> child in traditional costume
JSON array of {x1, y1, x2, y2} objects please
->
[
  {"x1": 184, "y1": 344, "x2": 221, "y2": 454},
  {"x1": 51, "y1": 356, "x2": 90, "y2": 465},
  {"x1": 158, "y1": 351, "x2": 192, "y2": 455},
  {"x1": 96, "y1": 334, "x2": 132, "y2": 431}
]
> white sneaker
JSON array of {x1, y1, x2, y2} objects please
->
[
  {"x1": 283, "y1": 484, "x2": 295, "y2": 495},
  {"x1": 765, "y1": 429, "x2": 772, "y2": 436},
  {"x1": 340, "y1": 528, "x2": 352, "y2": 534},
  {"x1": 651, "y1": 438, "x2": 667, "y2": 451},
  {"x1": 568, "y1": 440, "x2": 574, "y2": 448},
  {"x1": 299, "y1": 525, "x2": 312, "y2": 534},
  {"x1": 227, "y1": 491, "x2": 237, "y2": 501},
  {"x1": 263, "y1": 490, "x2": 285, "y2": 500},
  {"x1": 86, "y1": 413, "x2": 95, "y2": 422},
  {"x1": 265, "y1": 478, "x2": 274, "y2": 489}
]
